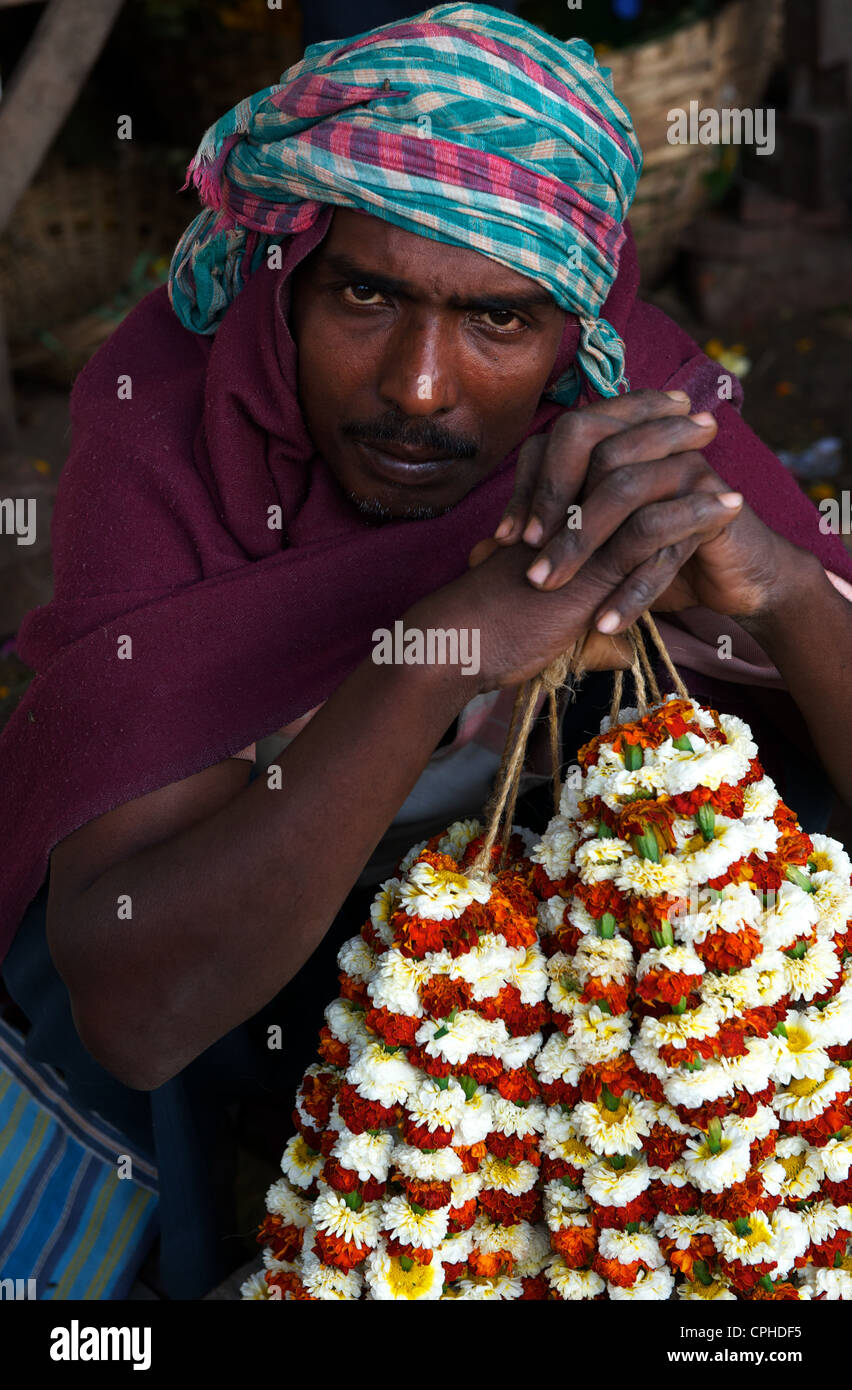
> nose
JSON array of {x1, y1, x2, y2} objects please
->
[{"x1": 376, "y1": 313, "x2": 459, "y2": 417}]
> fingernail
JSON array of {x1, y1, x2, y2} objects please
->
[
  {"x1": 494, "y1": 518, "x2": 513, "y2": 541},
  {"x1": 526, "y1": 558, "x2": 551, "y2": 586},
  {"x1": 523, "y1": 519, "x2": 544, "y2": 546},
  {"x1": 597, "y1": 610, "x2": 620, "y2": 633},
  {"x1": 665, "y1": 390, "x2": 690, "y2": 402},
  {"x1": 689, "y1": 411, "x2": 716, "y2": 426},
  {"x1": 717, "y1": 491, "x2": 743, "y2": 508}
]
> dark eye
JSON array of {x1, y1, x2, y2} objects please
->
[
  {"x1": 477, "y1": 309, "x2": 525, "y2": 331},
  {"x1": 343, "y1": 283, "x2": 386, "y2": 306}
]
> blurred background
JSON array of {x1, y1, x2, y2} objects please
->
[{"x1": 0, "y1": 0, "x2": 850, "y2": 705}]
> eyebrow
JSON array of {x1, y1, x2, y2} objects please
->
[{"x1": 320, "y1": 252, "x2": 556, "y2": 314}]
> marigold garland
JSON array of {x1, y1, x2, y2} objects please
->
[{"x1": 242, "y1": 699, "x2": 852, "y2": 1301}]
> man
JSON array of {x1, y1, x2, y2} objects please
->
[{"x1": 1, "y1": 5, "x2": 851, "y2": 1297}]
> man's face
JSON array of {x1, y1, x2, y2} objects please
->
[{"x1": 290, "y1": 209, "x2": 567, "y2": 520}]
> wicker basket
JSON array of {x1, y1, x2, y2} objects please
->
[
  {"x1": 606, "y1": 0, "x2": 784, "y2": 283},
  {"x1": 0, "y1": 153, "x2": 195, "y2": 383}
]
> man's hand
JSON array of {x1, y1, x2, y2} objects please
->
[{"x1": 492, "y1": 389, "x2": 794, "y2": 634}]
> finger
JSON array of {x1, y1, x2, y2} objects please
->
[
  {"x1": 511, "y1": 391, "x2": 696, "y2": 548},
  {"x1": 525, "y1": 452, "x2": 713, "y2": 590},
  {"x1": 493, "y1": 434, "x2": 547, "y2": 543},
  {"x1": 591, "y1": 492, "x2": 743, "y2": 632},
  {"x1": 469, "y1": 537, "x2": 500, "y2": 568},
  {"x1": 583, "y1": 411, "x2": 719, "y2": 497}
]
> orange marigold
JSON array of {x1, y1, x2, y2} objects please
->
[
  {"x1": 314, "y1": 1230, "x2": 371, "y2": 1271},
  {"x1": 551, "y1": 1224, "x2": 596, "y2": 1268}
]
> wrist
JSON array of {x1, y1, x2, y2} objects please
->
[{"x1": 737, "y1": 545, "x2": 824, "y2": 648}]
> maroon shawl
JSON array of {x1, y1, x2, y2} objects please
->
[{"x1": 1, "y1": 215, "x2": 849, "y2": 961}]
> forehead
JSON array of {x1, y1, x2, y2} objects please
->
[{"x1": 316, "y1": 208, "x2": 554, "y2": 305}]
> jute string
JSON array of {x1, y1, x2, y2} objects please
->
[{"x1": 470, "y1": 610, "x2": 690, "y2": 879}]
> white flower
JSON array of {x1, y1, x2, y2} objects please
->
[
  {"x1": 495, "y1": 1031, "x2": 543, "y2": 1071},
  {"x1": 574, "y1": 834, "x2": 634, "y2": 883},
  {"x1": 782, "y1": 937, "x2": 841, "y2": 1003},
  {"x1": 451, "y1": 1086, "x2": 494, "y2": 1148},
  {"x1": 682, "y1": 1132, "x2": 751, "y2": 1193},
  {"x1": 724, "y1": 1105, "x2": 778, "y2": 1144},
  {"x1": 449, "y1": 1170, "x2": 482, "y2": 1207},
  {"x1": 774, "y1": 1013, "x2": 832, "y2": 1084},
  {"x1": 799, "y1": 1199, "x2": 852, "y2": 1247},
  {"x1": 534, "y1": 1032, "x2": 582, "y2": 1088},
  {"x1": 346, "y1": 1042, "x2": 420, "y2": 1106},
  {"x1": 531, "y1": 816, "x2": 580, "y2": 880},
  {"x1": 583, "y1": 1156, "x2": 651, "y2": 1206},
  {"x1": 809, "y1": 834, "x2": 852, "y2": 881},
  {"x1": 449, "y1": 1275, "x2": 524, "y2": 1300},
  {"x1": 798, "y1": 1266, "x2": 852, "y2": 1300},
  {"x1": 570, "y1": 1004, "x2": 633, "y2": 1066},
  {"x1": 720, "y1": 1036, "x2": 778, "y2": 1093},
  {"x1": 761, "y1": 881, "x2": 820, "y2": 952},
  {"x1": 598, "y1": 1227, "x2": 664, "y2": 1267},
  {"x1": 367, "y1": 947, "x2": 429, "y2": 1016},
  {"x1": 330, "y1": 1128, "x2": 395, "y2": 1184},
  {"x1": 505, "y1": 944, "x2": 550, "y2": 1004},
  {"x1": 573, "y1": 1095, "x2": 654, "y2": 1157},
  {"x1": 441, "y1": 1227, "x2": 475, "y2": 1265},
  {"x1": 537, "y1": 895, "x2": 569, "y2": 934},
  {"x1": 636, "y1": 944, "x2": 704, "y2": 983},
  {"x1": 811, "y1": 869, "x2": 852, "y2": 937},
  {"x1": 741, "y1": 777, "x2": 779, "y2": 821},
  {"x1": 396, "y1": 840, "x2": 428, "y2": 876},
  {"x1": 540, "y1": 1111, "x2": 595, "y2": 1170},
  {"x1": 573, "y1": 934, "x2": 635, "y2": 984},
  {"x1": 638, "y1": 1002, "x2": 722, "y2": 1053},
  {"x1": 490, "y1": 1095, "x2": 546, "y2": 1139},
  {"x1": 452, "y1": 936, "x2": 517, "y2": 998},
  {"x1": 391, "y1": 1143, "x2": 463, "y2": 1182},
  {"x1": 369, "y1": 877, "x2": 401, "y2": 944},
  {"x1": 280, "y1": 1134, "x2": 323, "y2": 1190},
  {"x1": 399, "y1": 861, "x2": 491, "y2": 922},
  {"x1": 414, "y1": 1010, "x2": 508, "y2": 1066},
  {"x1": 404, "y1": 1077, "x2": 467, "y2": 1135},
  {"x1": 300, "y1": 1249, "x2": 363, "y2": 1301},
  {"x1": 800, "y1": 992, "x2": 852, "y2": 1049},
  {"x1": 662, "y1": 1061, "x2": 734, "y2": 1109},
  {"x1": 337, "y1": 935, "x2": 378, "y2": 984},
  {"x1": 616, "y1": 854, "x2": 690, "y2": 899},
  {"x1": 437, "y1": 819, "x2": 482, "y2": 861},
  {"x1": 675, "y1": 816, "x2": 751, "y2": 883},
  {"x1": 470, "y1": 1215, "x2": 541, "y2": 1263},
  {"x1": 677, "y1": 1277, "x2": 737, "y2": 1301},
  {"x1": 364, "y1": 1243, "x2": 444, "y2": 1300},
  {"x1": 559, "y1": 777, "x2": 585, "y2": 819},
  {"x1": 819, "y1": 1136, "x2": 852, "y2": 1183},
  {"x1": 313, "y1": 1187, "x2": 382, "y2": 1248},
  {"x1": 325, "y1": 997, "x2": 371, "y2": 1053},
  {"x1": 265, "y1": 1179, "x2": 313, "y2": 1225},
  {"x1": 675, "y1": 882, "x2": 762, "y2": 947},
  {"x1": 546, "y1": 1260, "x2": 605, "y2": 1300},
  {"x1": 381, "y1": 1194, "x2": 449, "y2": 1250},
  {"x1": 608, "y1": 1267, "x2": 674, "y2": 1300},
  {"x1": 653, "y1": 1211, "x2": 715, "y2": 1246},
  {"x1": 773, "y1": 1067, "x2": 851, "y2": 1122},
  {"x1": 479, "y1": 1155, "x2": 538, "y2": 1195},
  {"x1": 240, "y1": 1270, "x2": 271, "y2": 1299}
]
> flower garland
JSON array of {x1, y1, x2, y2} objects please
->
[
  {"x1": 532, "y1": 695, "x2": 852, "y2": 1300},
  {"x1": 243, "y1": 696, "x2": 852, "y2": 1301}
]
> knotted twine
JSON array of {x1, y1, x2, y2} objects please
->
[{"x1": 469, "y1": 610, "x2": 690, "y2": 878}]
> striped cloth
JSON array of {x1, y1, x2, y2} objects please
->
[
  {"x1": 168, "y1": 2, "x2": 643, "y2": 404},
  {"x1": 0, "y1": 1019, "x2": 158, "y2": 1301}
]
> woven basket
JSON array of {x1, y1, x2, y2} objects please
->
[
  {"x1": 606, "y1": 0, "x2": 784, "y2": 284},
  {"x1": 0, "y1": 153, "x2": 195, "y2": 383}
]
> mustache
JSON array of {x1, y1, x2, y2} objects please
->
[{"x1": 343, "y1": 413, "x2": 478, "y2": 460}]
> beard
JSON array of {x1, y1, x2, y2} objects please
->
[{"x1": 344, "y1": 490, "x2": 456, "y2": 523}]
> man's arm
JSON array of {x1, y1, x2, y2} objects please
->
[{"x1": 738, "y1": 556, "x2": 852, "y2": 807}]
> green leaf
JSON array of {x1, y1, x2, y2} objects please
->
[
  {"x1": 459, "y1": 1075, "x2": 477, "y2": 1102},
  {"x1": 734, "y1": 1217, "x2": 752, "y2": 1237},
  {"x1": 634, "y1": 830, "x2": 660, "y2": 862},
  {"x1": 673, "y1": 734, "x2": 694, "y2": 752},
  {"x1": 399, "y1": 1256, "x2": 415, "y2": 1272},
  {"x1": 601, "y1": 1085, "x2": 621, "y2": 1112},
  {"x1": 343, "y1": 1191, "x2": 363, "y2": 1212},
  {"x1": 598, "y1": 912, "x2": 617, "y2": 939},
  {"x1": 786, "y1": 865, "x2": 815, "y2": 894},
  {"x1": 696, "y1": 802, "x2": 716, "y2": 842},
  {"x1": 671, "y1": 997, "x2": 688, "y2": 1016},
  {"x1": 622, "y1": 742, "x2": 643, "y2": 771},
  {"x1": 693, "y1": 1259, "x2": 713, "y2": 1287},
  {"x1": 706, "y1": 1117, "x2": 723, "y2": 1155},
  {"x1": 409, "y1": 1202, "x2": 427, "y2": 1215},
  {"x1": 598, "y1": 820, "x2": 616, "y2": 839}
]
